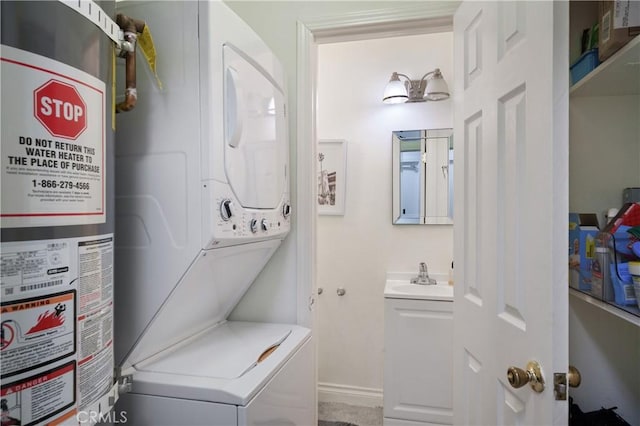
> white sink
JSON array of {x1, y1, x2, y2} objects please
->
[{"x1": 385, "y1": 272, "x2": 453, "y2": 301}]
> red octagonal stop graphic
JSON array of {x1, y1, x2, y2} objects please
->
[{"x1": 34, "y1": 79, "x2": 87, "y2": 140}]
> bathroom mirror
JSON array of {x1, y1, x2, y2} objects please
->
[{"x1": 392, "y1": 128, "x2": 453, "y2": 225}]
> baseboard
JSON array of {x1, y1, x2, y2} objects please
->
[{"x1": 318, "y1": 382, "x2": 383, "y2": 408}]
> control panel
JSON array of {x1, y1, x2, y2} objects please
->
[{"x1": 206, "y1": 180, "x2": 291, "y2": 248}]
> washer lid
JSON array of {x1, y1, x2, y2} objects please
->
[
  {"x1": 137, "y1": 322, "x2": 292, "y2": 379},
  {"x1": 127, "y1": 322, "x2": 312, "y2": 406},
  {"x1": 119, "y1": 239, "x2": 282, "y2": 371}
]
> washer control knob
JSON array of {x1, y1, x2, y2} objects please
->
[
  {"x1": 220, "y1": 199, "x2": 233, "y2": 221},
  {"x1": 282, "y1": 203, "x2": 291, "y2": 218},
  {"x1": 249, "y1": 218, "x2": 258, "y2": 233},
  {"x1": 261, "y1": 218, "x2": 268, "y2": 232}
]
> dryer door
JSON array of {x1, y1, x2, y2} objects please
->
[{"x1": 223, "y1": 44, "x2": 287, "y2": 210}]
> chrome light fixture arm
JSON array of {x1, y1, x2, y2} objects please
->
[
  {"x1": 397, "y1": 72, "x2": 429, "y2": 103},
  {"x1": 383, "y1": 68, "x2": 449, "y2": 104},
  {"x1": 418, "y1": 69, "x2": 438, "y2": 82}
]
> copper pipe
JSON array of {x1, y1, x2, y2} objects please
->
[{"x1": 115, "y1": 14, "x2": 146, "y2": 113}]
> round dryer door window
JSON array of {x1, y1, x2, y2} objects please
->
[{"x1": 223, "y1": 45, "x2": 287, "y2": 210}]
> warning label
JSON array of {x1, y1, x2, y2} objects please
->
[
  {"x1": 0, "y1": 291, "x2": 76, "y2": 378},
  {"x1": 0, "y1": 44, "x2": 105, "y2": 228},
  {"x1": 78, "y1": 343, "x2": 113, "y2": 408},
  {"x1": 78, "y1": 237, "x2": 113, "y2": 313},
  {"x1": 76, "y1": 237, "x2": 114, "y2": 409},
  {"x1": 1, "y1": 234, "x2": 115, "y2": 421}
]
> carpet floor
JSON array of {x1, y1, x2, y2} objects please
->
[{"x1": 318, "y1": 402, "x2": 383, "y2": 426}]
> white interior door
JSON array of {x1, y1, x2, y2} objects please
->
[{"x1": 453, "y1": 1, "x2": 569, "y2": 424}]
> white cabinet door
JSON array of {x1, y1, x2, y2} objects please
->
[
  {"x1": 453, "y1": 1, "x2": 569, "y2": 425},
  {"x1": 384, "y1": 298, "x2": 453, "y2": 425}
]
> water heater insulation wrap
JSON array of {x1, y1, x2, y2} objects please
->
[{"x1": 1, "y1": 1, "x2": 116, "y2": 424}]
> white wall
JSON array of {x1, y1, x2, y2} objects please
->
[
  {"x1": 316, "y1": 33, "x2": 453, "y2": 403},
  {"x1": 569, "y1": 298, "x2": 640, "y2": 425},
  {"x1": 569, "y1": 96, "x2": 640, "y2": 225}
]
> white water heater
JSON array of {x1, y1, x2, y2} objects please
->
[{"x1": 1, "y1": 1, "x2": 118, "y2": 424}]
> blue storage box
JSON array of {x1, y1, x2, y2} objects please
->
[
  {"x1": 569, "y1": 213, "x2": 599, "y2": 291},
  {"x1": 570, "y1": 48, "x2": 599, "y2": 86}
]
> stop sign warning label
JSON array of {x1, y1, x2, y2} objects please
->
[
  {"x1": 1, "y1": 45, "x2": 106, "y2": 228},
  {"x1": 35, "y1": 80, "x2": 87, "y2": 140}
]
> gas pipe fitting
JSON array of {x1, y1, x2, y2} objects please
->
[{"x1": 115, "y1": 14, "x2": 146, "y2": 113}]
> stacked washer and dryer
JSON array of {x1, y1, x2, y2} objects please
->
[{"x1": 114, "y1": 1, "x2": 313, "y2": 424}]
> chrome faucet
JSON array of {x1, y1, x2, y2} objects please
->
[{"x1": 410, "y1": 262, "x2": 437, "y2": 285}]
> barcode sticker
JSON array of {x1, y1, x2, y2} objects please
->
[
  {"x1": 623, "y1": 285, "x2": 637, "y2": 300},
  {"x1": 20, "y1": 279, "x2": 63, "y2": 292}
]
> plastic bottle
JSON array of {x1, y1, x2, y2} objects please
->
[{"x1": 591, "y1": 247, "x2": 609, "y2": 300}]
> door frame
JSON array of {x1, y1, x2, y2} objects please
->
[{"x1": 295, "y1": 1, "x2": 458, "y2": 403}]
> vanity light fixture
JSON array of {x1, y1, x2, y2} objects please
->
[{"x1": 382, "y1": 68, "x2": 450, "y2": 104}]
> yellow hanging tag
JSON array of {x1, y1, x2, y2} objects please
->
[
  {"x1": 112, "y1": 44, "x2": 116, "y2": 130},
  {"x1": 137, "y1": 25, "x2": 163, "y2": 90}
]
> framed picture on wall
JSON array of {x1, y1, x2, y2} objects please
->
[{"x1": 317, "y1": 139, "x2": 347, "y2": 216}]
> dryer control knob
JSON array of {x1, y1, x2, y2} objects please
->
[
  {"x1": 261, "y1": 218, "x2": 268, "y2": 232},
  {"x1": 282, "y1": 203, "x2": 291, "y2": 218},
  {"x1": 220, "y1": 199, "x2": 233, "y2": 221},
  {"x1": 249, "y1": 218, "x2": 258, "y2": 233}
]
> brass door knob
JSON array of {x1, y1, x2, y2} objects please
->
[
  {"x1": 507, "y1": 367, "x2": 530, "y2": 388},
  {"x1": 568, "y1": 365, "x2": 581, "y2": 388},
  {"x1": 507, "y1": 361, "x2": 545, "y2": 393}
]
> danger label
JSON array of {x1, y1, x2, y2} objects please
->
[{"x1": 1, "y1": 361, "x2": 76, "y2": 426}]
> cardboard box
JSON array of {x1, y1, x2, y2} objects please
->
[
  {"x1": 569, "y1": 213, "x2": 600, "y2": 290},
  {"x1": 599, "y1": 1, "x2": 640, "y2": 62}
]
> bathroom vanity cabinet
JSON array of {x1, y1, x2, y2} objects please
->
[
  {"x1": 568, "y1": 4, "x2": 640, "y2": 422},
  {"x1": 383, "y1": 297, "x2": 453, "y2": 426}
]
